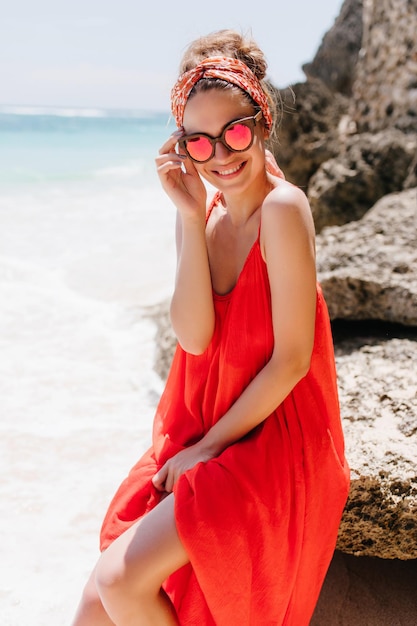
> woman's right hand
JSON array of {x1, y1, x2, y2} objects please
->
[{"x1": 155, "y1": 130, "x2": 207, "y2": 221}]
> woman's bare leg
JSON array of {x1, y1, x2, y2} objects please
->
[
  {"x1": 71, "y1": 566, "x2": 115, "y2": 626},
  {"x1": 94, "y1": 493, "x2": 188, "y2": 626}
]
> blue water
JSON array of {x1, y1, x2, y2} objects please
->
[{"x1": 0, "y1": 106, "x2": 175, "y2": 185}]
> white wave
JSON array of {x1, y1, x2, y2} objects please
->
[
  {"x1": 0, "y1": 104, "x2": 167, "y2": 119},
  {"x1": 0, "y1": 253, "x2": 163, "y2": 435},
  {"x1": 93, "y1": 160, "x2": 146, "y2": 179},
  {"x1": 0, "y1": 104, "x2": 107, "y2": 118}
]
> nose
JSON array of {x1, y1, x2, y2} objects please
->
[{"x1": 213, "y1": 139, "x2": 231, "y2": 160}]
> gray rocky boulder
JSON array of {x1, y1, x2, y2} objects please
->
[
  {"x1": 316, "y1": 187, "x2": 417, "y2": 559},
  {"x1": 271, "y1": 79, "x2": 348, "y2": 190},
  {"x1": 333, "y1": 331, "x2": 417, "y2": 559},
  {"x1": 270, "y1": 0, "x2": 362, "y2": 191},
  {"x1": 351, "y1": 0, "x2": 417, "y2": 135},
  {"x1": 308, "y1": 131, "x2": 417, "y2": 231},
  {"x1": 316, "y1": 188, "x2": 417, "y2": 326},
  {"x1": 273, "y1": 0, "x2": 417, "y2": 233}
]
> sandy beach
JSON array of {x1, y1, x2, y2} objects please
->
[{"x1": 1, "y1": 422, "x2": 154, "y2": 624}]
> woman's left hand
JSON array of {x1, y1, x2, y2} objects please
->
[
  {"x1": 152, "y1": 443, "x2": 213, "y2": 493},
  {"x1": 265, "y1": 149, "x2": 285, "y2": 180}
]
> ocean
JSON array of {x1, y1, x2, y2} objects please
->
[
  {"x1": 0, "y1": 105, "x2": 178, "y2": 430},
  {"x1": 0, "y1": 106, "x2": 180, "y2": 624}
]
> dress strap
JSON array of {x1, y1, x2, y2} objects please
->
[
  {"x1": 206, "y1": 191, "x2": 223, "y2": 224},
  {"x1": 206, "y1": 190, "x2": 263, "y2": 242}
]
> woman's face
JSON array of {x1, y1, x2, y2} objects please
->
[{"x1": 181, "y1": 88, "x2": 267, "y2": 194}]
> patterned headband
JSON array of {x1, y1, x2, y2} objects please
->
[{"x1": 171, "y1": 56, "x2": 273, "y2": 132}]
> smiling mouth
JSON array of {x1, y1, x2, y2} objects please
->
[{"x1": 215, "y1": 162, "x2": 245, "y2": 177}]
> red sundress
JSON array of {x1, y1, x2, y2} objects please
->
[{"x1": 100, "y1": 195, "x2": 350, "y2": 625}]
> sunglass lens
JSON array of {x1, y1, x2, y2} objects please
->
[
  {"x1": 224, "y1": 123, "x2": 252, "y2": 151},
  {"x1": 185, "y1": 137, "x2": 213, "y2": 162}
]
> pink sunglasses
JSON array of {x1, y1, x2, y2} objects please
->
[{"x1": 178, "y1": 111, "x2": 263, "y2": 163}]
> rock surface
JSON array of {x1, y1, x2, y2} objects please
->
[
  {"x1": 272, "y1": 0, "x2": 417, "y2": 231},
  {"x1": 351, "y1": 0, "x2": 417, "y2": 134},
  {"x1": 332, "y1": 327, "x2": 417, "y2": 559},
  {"x1": 300, "y1": 0, "x2": 417, "y2": 572},
  {"x1": 271, "y1": 79, "x2": 349, "y2": 190},
  {"x1": 316, "y1": 188, "x2": 417, "y2": 326},
  {"x1": 315, "y1": 185, "x2": 417, "y2": 561},
  {"x1": 308, "y1": 132, "x2": 417, "y2": 231}
]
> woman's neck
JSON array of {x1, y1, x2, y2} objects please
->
[{"x1": 219, "y1": 171, "x2": 273, "y2": 227}]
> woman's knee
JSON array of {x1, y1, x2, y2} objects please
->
[
  {"x1": 95, "y1": 538, "x2": 151, "y2": 603},
  {"x1": 72, "y1": 567, "x2": 112, "y2": 626},
  {"x1": 95, "y1": 495, "x2": 188, "y2": 604},
  {"x1": 95, "y1": 549, "x2": 129, "y2": 598}
]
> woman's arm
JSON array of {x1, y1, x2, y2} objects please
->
[
  {"x1": 156, "y1": 131, "x2": 215, "y2": 354},
  {"x1": 153, "y1": 183, "x2": 317, "y2": 492},
  {"x1": 169, "y1": 210, "x2": 215, "y2": 355}
]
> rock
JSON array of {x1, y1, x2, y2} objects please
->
[
  {"x1": 351, "y1": 0, "x2": 417, "y2": 134},
  {"x1": 270, "y1": 0, "x2": 362, "y2": 191},
  {"x1": 309, "y1": 0, "x2": 417, "y2": 561},
  {"x1": 308, "y1": 130, "x2": 417, "y2": 230},
  {"x1": 316, "y1": 188, "x2": 417, "y2": 325},
  {"x1": 303, "y1": 0, "x2": 363, "y2": 96},
  {"x1": 144, "y1": 300, "x2": 177, "y2": 382},
  {"x1": 271, "y1": 79, "x2": 349, "y2": 189},
  {"x1": 332, "y1": 328, "x2": 417, "y2": 559},
  {"x1": 315, "y1": 187, "x2": 417, "y2": 560},
  {"x1": 274, "y1": 0, "x2": 417, "y2": 232}
]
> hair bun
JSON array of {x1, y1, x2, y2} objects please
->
[{"x1": 179, "y1": 29, "x2": 268, "y2": 81}]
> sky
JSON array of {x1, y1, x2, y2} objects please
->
[{"x1": 1, "y1": 0, "x2": 344, "y2": 112}]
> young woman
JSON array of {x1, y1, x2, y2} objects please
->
[{"x1": 72, "y1": 29, "x2": 350, "y2": 626}]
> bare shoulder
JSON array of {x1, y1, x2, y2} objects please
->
[
  {"x1": 260, "y1": 181, "x2": 315, "y2": 254},
  {"x1": 262, "y1": 180, "x2": 313, "y2": 227}
]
